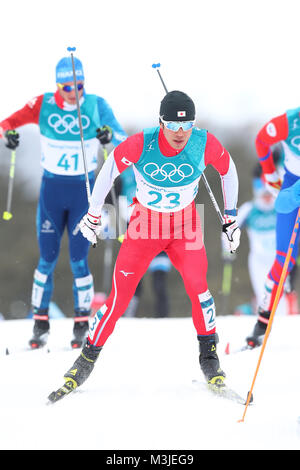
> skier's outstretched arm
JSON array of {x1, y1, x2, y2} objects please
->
[
  {"x1": 79, "y1": 133, "x2": 144, "y2": 244},
  {"x1": 204, "y1": 132, "x2": 240, "y2": 253}
]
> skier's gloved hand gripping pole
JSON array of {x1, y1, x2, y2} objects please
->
[
  {"x1": 152, "y1": 63, "x2": 239, "y2": 253},
  {"x1": 68, "y1": 46, "x2": 98, "y2": 247}
]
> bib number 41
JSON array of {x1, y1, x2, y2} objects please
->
[{"x1": 57, "y1": 153, "x2": 79, "y2": 171}]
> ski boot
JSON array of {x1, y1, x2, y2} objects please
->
[
  {"x1": 64, "y1": 340, "x2": 102, "y2": 389},
  {"x1": 71, "y1": 320, "x2": 89, "y2": 349},
  {"x1": 198, "y1": 333, "x2": 226, "y2": 386},
  {"x1": 29, "y1": 312, "x2": 50, "y2": 349},
  {"x1": 71, "y1": 310, "x2": 90, "y2": 349},
  {"x1": 246, "y1": 308, "x2": 270, "y2": 348}
]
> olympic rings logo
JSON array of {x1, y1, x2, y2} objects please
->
[
  {"x1": 143, "y1": 162, "x2": 194, "y2": 183},
  {"x1": 48, "y1": 113, "x2": 90, "y2": 135}
]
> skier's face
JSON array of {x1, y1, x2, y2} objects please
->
[
  {"x1": 160, "y1": 123, "x2": 192, "y2": 149},
  {"x1": 57, "y1": 81, "x2": 84, "y2": 105}
]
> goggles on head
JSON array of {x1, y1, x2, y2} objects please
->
[
  {"x1": 160, "y1": 117, "x2": 195, "y2": 132},
  {"x1": 57, "y1": 83, "x2": 84, "y2": 92}
]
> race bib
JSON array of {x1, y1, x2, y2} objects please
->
[
  {"x1": 40, "y1": 135, "x2": 99, "y2": 175},
  {"x1": 133, "y1": 167, "x2": 200, "y2": 212}
]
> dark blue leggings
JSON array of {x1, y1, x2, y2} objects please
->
[{"x1": 32, "y1": 171, "x2": 94, "y2": 313}]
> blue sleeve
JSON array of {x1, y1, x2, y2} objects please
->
[
  {"x1": 275, "y1": 186, "x2": 298, "y2": 213},
  {"x1": 97, "y1": 97, "x2": 127, "y2": 146}
]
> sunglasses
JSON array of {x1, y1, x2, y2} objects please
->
[
  {"x1": 160, "y1": 117, "x2": 195, "y2": 132},
  {"x1": 57, "y1": 83, "x2": 84, "y2": 93}
]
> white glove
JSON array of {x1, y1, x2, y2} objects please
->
[
  {"x1": 79, "y1": 213, "x2": 102, "y2": 245},
  {"x1": 264, "y1": 171, "x2": 282, "y2": 198},
  {"x1": 222, "y1": 214, "x2": 241, "y2": 254}
]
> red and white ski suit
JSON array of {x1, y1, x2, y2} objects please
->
[{"x1": 87, "y1": 128, "x2": 239, "y2": 347}]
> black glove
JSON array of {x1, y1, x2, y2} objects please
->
[
  {"x1": 96, "y1": 125, "x2": 113, "y2": 145},
  {"x1": 4, "y1": 130, "x2": 20, "y2": 150}
]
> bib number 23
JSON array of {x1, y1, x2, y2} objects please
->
[{"x1": 148, "y1": 190, "x2": 180, "y2": 210}]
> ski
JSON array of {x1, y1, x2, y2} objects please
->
[
  {"x1": 47, "y1": 380, "x2": 77, "y2": 404},
  {"x1": 224, "y1": 341, "x2": 259, "y2": 355},
  {"x1": 192, "y1": 380, "x2": 253, "y2": 405},
  {"x1": 3, "y1": 343, "x2": 78, "y2": 355},
  {"x1": 207, "y1": 383, "x2": 253, "y2": 405},
  {"x1": 4, "y1": 345, "x2": 51, "y2": 355}
]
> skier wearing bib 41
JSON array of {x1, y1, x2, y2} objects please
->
[
  {"x1": 55, "y1": 90, "x2": 240, "y2": 393},
  {"x1": 0, "y1": 56, "x2": 127, "y2": 349}
]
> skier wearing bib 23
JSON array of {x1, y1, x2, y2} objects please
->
[
  {"x1": 0, "y1": 56, "x2": 127, "y2": 349},
  {"x1": 50, "y1": 90, "x2": 240, "y2": 396}
]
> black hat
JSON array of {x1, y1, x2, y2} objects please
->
[{"x1": 159, "y1": 90, "x2": 195, "y2": 121}]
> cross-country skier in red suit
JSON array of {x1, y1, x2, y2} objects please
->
[
  {"x1": 49, "y1": 91, "x2": 241, "y2": 398},
  {"x1": 246, "y1": 108, "x2": 300, "y2": 347}
]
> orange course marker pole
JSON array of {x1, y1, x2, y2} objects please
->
[{"x1": 239, "y1": 207, "x2": 300, "y2": 423}]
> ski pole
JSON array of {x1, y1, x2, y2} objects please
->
[
  {"x1": 152, "y1": 62, "x2": 168, "y2": 94},
  {"x1": 201, "y1": 174, "x2": 223, "y2": 224},
  {"x1": 67, "y1": 46, "x2": 96, "y2": 247},
  {"x1": 222, "y1": 261, "x2": 233, "y2": 296},
  {"x1": 92, "y1": 147, "x2": 119, "y2": 308},
  {"x1": 102, "y1": 145, "x2": 123, "y2": 242},
  {"x1": 3, "y1": 149, "x2": 16, "y2": 221},
  {"x1": 219, "y1": 260, "x2": 233, "y2": 316},
  {"x1": 67, "y1": 46, "x2": 92, "y2": 204},
  {"x1": 152, "y1": 63, "x2": 223, "y2": 225},
  {"x1": 103, "y1": 146, "x2": 118, "y2": 212},
  {"x1": 239, "y1": 207, "x2": 300, "y2": 423}
]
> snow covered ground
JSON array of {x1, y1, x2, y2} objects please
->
[{"x1": 1, "y1": 314, "x2": 300, "y2": 450}]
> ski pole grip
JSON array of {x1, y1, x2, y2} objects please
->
[{"x1": 152, "y1": 63, "x2": 161, "y2": 69}]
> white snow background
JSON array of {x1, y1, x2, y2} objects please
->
[{"x1": 1, "y1": 314, "x2": 300, "y2": 450}]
